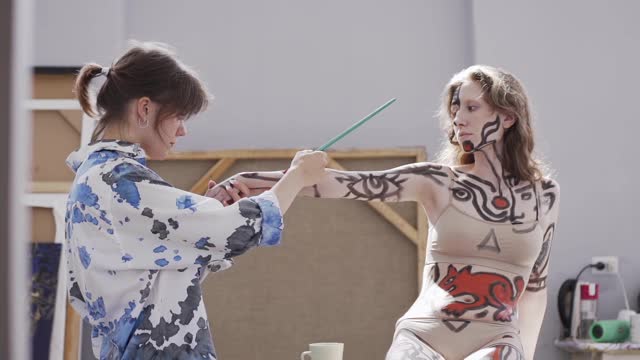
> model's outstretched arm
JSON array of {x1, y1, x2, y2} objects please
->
[{"x1": 210, "y1": 162, "x2": 450, "y2": 204}]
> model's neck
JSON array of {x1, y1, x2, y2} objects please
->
[{"x1": 468, "y1": 142, "x2": 505, "y2": 181}]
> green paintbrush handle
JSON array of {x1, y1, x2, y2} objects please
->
[{"x1": 317, "y1": 98, "x2": 396, "y2": 151}]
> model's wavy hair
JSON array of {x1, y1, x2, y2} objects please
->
[{"x1": 435, "y1": 65, "x2": 548, "y2": 182}]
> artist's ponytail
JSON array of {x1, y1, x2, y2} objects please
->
[{"x1": 73, "y1": 63, "x2": 103, "y2": 118}]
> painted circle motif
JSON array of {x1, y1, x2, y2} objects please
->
[{"x1": 492, "y1": 196, "x2": 510, "y2": 209}]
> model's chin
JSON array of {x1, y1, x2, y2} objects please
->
[{"x1": 461, "y1": 140, "x2": 475, "y2": 153}]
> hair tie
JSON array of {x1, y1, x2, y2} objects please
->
[{"x1": 99, "y1": 67, "x2": 110, "y2": 77}]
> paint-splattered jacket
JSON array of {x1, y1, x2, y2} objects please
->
[{"x1": 64, "y1": 140, "x2": 283, "y2": 360}]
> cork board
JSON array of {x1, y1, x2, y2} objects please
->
[{"x1": 151, "y1": 157, "x2": 420, "y2": 360}]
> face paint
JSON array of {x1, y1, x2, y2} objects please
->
[
  {"x1": 451, "y1": 85, "x2": 461, "y2": 108},
  {"x1": 460, "y1": 116, "x2": 501, "y2": 154},
  {"x1": 452, "y1": 85, "x2": 474, "y2": 152},
  {"x1": 472, "y1": 115, "x2": 501, "y2": 152},
  {"x1": 480, "y1": 141, "x2": 511, "y2": 210},
  {"x1": 452, "y1": 81, "x2": 506, "y2": 154}
]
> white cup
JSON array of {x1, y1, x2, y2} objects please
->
[
  {"x1": 618, "y1": 309, "x2": 636, "y2": 323},
  {"x1": 300, "y1": 342, "x2": 344, "y2": 360},
  {"x1": 631, "y1": 314, "x2": 640, "y2": 343}
]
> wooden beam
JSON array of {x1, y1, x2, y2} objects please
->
[
  {"x1": 416, "y1": 205, "x2": 428, "y2": 290},
  {"x1": 167, "y1": 147, "x2": 423, "y2": 161},
  {"x1": 367, "y1": 201, "x2": 419, "y2": 246},
  {"x1": 30, "y1": 181, "x2": 72, "y2": 193},
  {"x1": 190, "y1": 158, "x2": 237, "y2": 194},
  {"x1": 63, "y1": 301, "x2": 80, "y2": 360},
  {"x1": 33, "y1": 66, "x2": 81, "y2": 75},
  {"x1": 59, "y1": 110, "x2": 82, "y2": 133},
  {"x1": 58, "y1": 110, "x2": 82, "y2": 135},
  {"x1": 327, "y1": 158, "x2": 419, "y2": 246},
  {"x1": 27, "y1": 99, "x2": 81, "y2": 110},
  {"x1": 415, "y1": 149, "x2": 428, "y2": 289},
  {"x1": 415, "y1": 150, "x2": 427, "y2": 164}
]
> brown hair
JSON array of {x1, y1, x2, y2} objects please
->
[
  {"x1": 436, "y1": 65, "x2": 547, "y2": 183},
  {"x1": 74, "y1": 41, "x2": 211, "y2": 143}
]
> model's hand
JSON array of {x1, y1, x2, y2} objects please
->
[{"x1": 204, "y1": 179, "x2": 251, "y2": 206}]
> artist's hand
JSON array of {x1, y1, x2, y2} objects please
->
[
  {"x1": 289, "y1": 150, "x2": 328, "y2": 187},
  {"x1": 205, "y1": 178, "x2": 251, "y2": 206}
]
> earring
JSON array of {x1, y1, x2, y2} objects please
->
[{"x1": 138, "y1": 116, "x2": 149, "y2": 129}]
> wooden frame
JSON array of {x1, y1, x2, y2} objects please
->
[{"x1": 170, "y1": 148, "x2": 429, "y2": 285}]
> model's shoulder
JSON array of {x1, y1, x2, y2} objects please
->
[
  {"x1": 411, "y1": 162, "x2": 454, "y2": 172},
  {"x1": 405, "y1": 162, "x2": 454, "y2": 183},
  {"x1": 538, "y1": 177, "x2": 560, "y2": 219},
  {"x1": 540, "y1": 177, "x2": 560, "y2": 195}
]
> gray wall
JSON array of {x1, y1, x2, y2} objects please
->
[
  {"x1": 36, "y1": 0, "x2": 473, "y2": 153},
  {"x1": 473, "y1": 1, "x2": 640, "y2": 359},
  {"x1": 34, "y1": 1, "x2": 640, "y2": 359},
  {"x1": 35, "y1": 0, "x2": 124, "y2": 66}
]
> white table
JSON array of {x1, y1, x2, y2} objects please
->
[{"x1": 555, "y1": 338, "x2": 640, "y2": 359}]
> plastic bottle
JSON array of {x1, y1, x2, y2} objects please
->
[{"x1": 577, "y1": 283, "x2": 599, "y2": 340}]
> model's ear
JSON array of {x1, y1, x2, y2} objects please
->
[{"x1": 502, "y1": 113, "x2": 516, "y2": 129}]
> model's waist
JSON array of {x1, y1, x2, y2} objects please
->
[
  {"x1": 426, "y1": 252, "x2": 530, "y2": 277},
  {"x1": 396, "y1": 314, "x2": 520, "y2": 332}
]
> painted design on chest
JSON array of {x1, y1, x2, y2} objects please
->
[{"x1": 450, "y1": 170, "x2": 539, "y2": 225}]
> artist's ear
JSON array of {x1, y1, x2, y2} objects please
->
[
  {"x1": 136, "y1": 97, "x2": 152, "y2": 119},
  {"x1": 502, "y1": 113, "x2": 516, "y2": 129}
]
